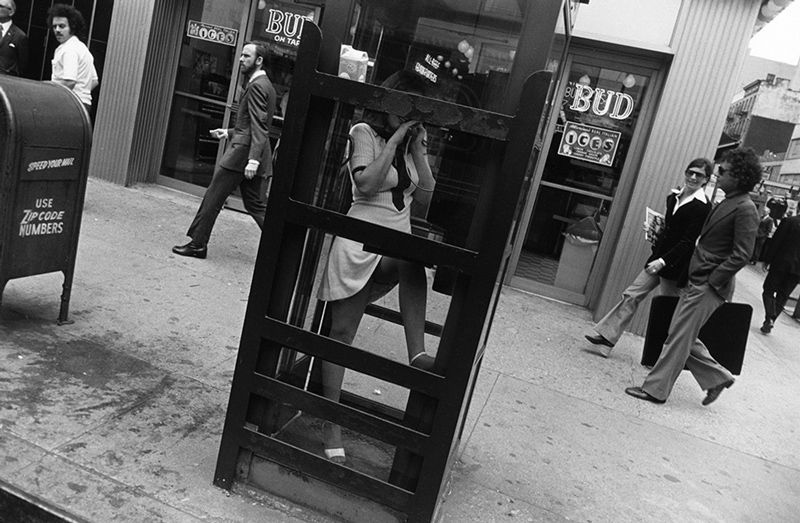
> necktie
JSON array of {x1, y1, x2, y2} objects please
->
[
  {"x1": 0, "y1": 26, "x2": 5, "y2": 40},
  {"x1": 390, "y1": 145, "x2": 411, "y2": 211}
]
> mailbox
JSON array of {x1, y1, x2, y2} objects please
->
[{"x1": 0, "y1": 76, "x2": 92, "y2": 324}]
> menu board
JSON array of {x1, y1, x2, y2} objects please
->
[{"x1": 557, "y1": 121, "x2": 620, "y2": 167}]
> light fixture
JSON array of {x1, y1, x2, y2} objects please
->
[
  {"x1": 578, "y1": 74, "x2": 591, "y2": 86},
  {"x1": 622, "y1": 73, "x2": 636, "y2": 88}
]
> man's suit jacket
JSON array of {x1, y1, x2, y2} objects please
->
[
  {"x1": 0, "y1": 23, "x2": 29, "y2": 76},
  {"x1": 687, "y1": 191, "x2": 758, "y2": 301},
  {"x1": 219, "y1": 73, "x2": 276, "y2": 178},
  {"x1": 648, "y1": 191, "x2": 711, "y2": 281},
  {"x1": 762, "y1": 215, "x2": 800, "y2": 276}
]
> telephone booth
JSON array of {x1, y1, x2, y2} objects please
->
[{"x1": 215, "y1": 2, "x2": 577, "y2": 521}]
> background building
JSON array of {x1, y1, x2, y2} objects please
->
[
  {"x1": 12, "y1": 0, "x2": 115, "y2": 122},
  {"x1": 19, "y1": 0, "x2": 789, "y2": 337}
]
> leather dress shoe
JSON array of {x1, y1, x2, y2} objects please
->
[
  {"x1": 172, "y1": 241, "x2": 207, "y2": 259},
  {"x1": 702, "y1": 379, "x2": 734, "y2": 406},
  {"x1": 624, "y1": 386, "x2": 665, "y2": 404},
  {"x1": 585, "y1": 334, "x2": 614, "y2": 348},
  {"x1": 760, "y1": 320, "x2": 773, "y2": 334}
]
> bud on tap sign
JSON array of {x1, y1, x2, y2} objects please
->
[
  {"x1": 564, "y1": 82, "x2": 634, "y2": 121},
  {"x1": 261, "y1": 6, "x2": 315, "y2": 48}
]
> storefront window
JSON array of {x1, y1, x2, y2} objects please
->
[
  {"x1": 250, "y1": 0, "x2": 321, "y2": 122},
  {"x1": 515, "y1": 59, "x2": 650, "y2": 296},
  {"x1": 161, "y1": 0, "x2": 245, "y2": 186},
  {"x1": 347, "y1": 0, "x2": 530, "y2": 112}
]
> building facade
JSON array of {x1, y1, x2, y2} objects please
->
[
  {"x1": 85, "y1": 0, "x2": 774, "y2": 335},
  {"x1": 12, "y1": 0, "x2": 115, "y2": 121}
]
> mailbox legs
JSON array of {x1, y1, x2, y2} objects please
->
[{"x1": 57, "y1": 270, "x2": 74, "y2": 325}]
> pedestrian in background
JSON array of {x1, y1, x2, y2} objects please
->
[
  {"x1": 625, "y1": 148, "x2": 761, "y2": 406},
  {"x1": 750, "y1": 206, "x2": 773, "y2": 264},
  {"x1": 759, "y1": 213, "x2": 800, "y2": 334},
  {"x1": 585, "y1": 158, "x2": 713, "y2": 357},
  {"x1": 48, "y1": 4, "x2": 98, "y2": 114},
  {"x1": 0, "y1": 0, "x2": 28, "y2": 77},
  {"x1": 172, "y1": 41, "x2": 276, "y2": 259}
]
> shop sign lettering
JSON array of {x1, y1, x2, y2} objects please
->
[
  {"x1": 264, "y1": 8, "x2": 314, "y2": 47},
  {"x1": 187, "y1": 21, "x2": 238, "y2": 47},
  {"x1": 27, "y1": 156, "x2": 75, "y2": 173},
  {"x1": 413, "y1": 54, "x2": 440, "y2": 84},
  {"x1": 19, "y1": 198, "x2": 65, "y2": 237},
  {"x1": 558, "y1": 121, "x2": 621, "y2": 166},
  {"x1": 565, "y1": 82, "x2": 634, "y2": 120}
]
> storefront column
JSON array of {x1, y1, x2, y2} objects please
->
[
  {"x1": 590, "y1": 0, "x2": 762, "y2": 334},
  {"x1": 89, "y1": 0, "x2": 186, "y2": 186}
]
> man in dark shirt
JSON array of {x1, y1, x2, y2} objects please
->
[
  {"x1": 0, "y1": 0, "x2": 29, "y2": 77},
  {"x1": 760, "y1": 213, "x2": 800, "y2": 333}
]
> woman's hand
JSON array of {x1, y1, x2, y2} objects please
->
[
  {"x1": 408, "y1": 123, "x2": 427, "y2": 152},
  {"x1": 645, "y1": 259, "x2": 665, "y2": 275},
  {"x1": 388, "y1": 120, "x2": 420, "y2": 147}
]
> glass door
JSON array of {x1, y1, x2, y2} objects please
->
[
  {"x1": 160, "y1": 0, "x2": 248, "y2": 189},
  {"x1": 510, "y1": 52, "x2": 657, "y2": 303}
]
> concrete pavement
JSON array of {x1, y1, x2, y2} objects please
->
[{"x1": 1, "y1": 178, "x2": 798, "y2": 522}]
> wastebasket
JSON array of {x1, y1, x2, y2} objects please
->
[
  {"x1": 554, "y1": 215, "x2": 602, "y2": 293},
  {"x1": 554, "y1": 233, "x2": 598, "y2": 292},
  {"x1": 0, "y1": 76, "x2": 92, "y2": 324}
]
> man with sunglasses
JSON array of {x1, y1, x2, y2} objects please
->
[
  {"x1": 0, "y1": 0, "x2": 28, "y2": 77},
  {"x1": 625, "y1": 147, "x2": 761, "y2": 406}
]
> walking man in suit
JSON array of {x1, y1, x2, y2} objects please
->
[
  {"x1": 173, "y1": 41, "x2": 276, "y2": 259},
  {"x1": 0, "y1": 0, "x2": 29, "y2": 77},
  {"x1": 760, "y1": 213, "x2": 800, "y2": 333},
  {"x1": 625, "y1": 148, "x2": 761, "y2": 406}
]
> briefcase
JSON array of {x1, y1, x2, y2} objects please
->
[{"x1": 641, "y1": 295, "x2": 752, "y2": 375}]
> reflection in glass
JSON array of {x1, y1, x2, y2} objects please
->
[
  {"x1": 160, "y1": 0, "x2": 243, "y2": 186},
  {"x1": 161, "y1": 96, "x2": 224, "y2": 186}
]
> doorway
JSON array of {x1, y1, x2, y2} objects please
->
[
  {"x1": 158, "y1": 0, "x2": 320, "y2": 208},
  {"x1": 159, "y1": 0, "x2": 249, "y2": 194},
  {"x1": 509, "y1": 49, "x2": 661, "y2": 305}
]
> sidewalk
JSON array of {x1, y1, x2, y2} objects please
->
[{"x1": 1, "y1": 178, "x2": 799, "y2": 522}]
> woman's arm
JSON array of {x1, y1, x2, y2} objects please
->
[
  {"x1": 408, "y1": 124, "x2": 435, "y2": 206},
  {"x1": 352, "y1": 121, "x2": 418, "y2": 196}
]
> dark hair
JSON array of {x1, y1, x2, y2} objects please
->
[
  {"x1": 362, "y1": 71, "x2": 428, "y2": 138},
  {"x1": 686, "y1": 157, "x2": 713, "y2": 178},
  {"x1": 720, "y1": 147, "x2": 762, "y2": 192},
  {"x1": 47, "y1": 4, "x2": 87, "y2": 40},
  {"x1": 244, "y1": 40, "x2": 270, "y2": 70}
]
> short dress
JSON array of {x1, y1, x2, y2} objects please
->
[{"x1": 319, "y1": 122, "x2": 420, "y2": 302}]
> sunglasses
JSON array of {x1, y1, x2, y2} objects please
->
[{"x1": 684, "y1": 169, "x2": 707, "y2": 178}]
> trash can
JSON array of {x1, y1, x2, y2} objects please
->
[
  {"x1": 554, "y1": 233, "x2": 599, "y2": 292},
  {"x1": 0, "y1": 76, "x2": 92, "y2": 324},
  {"x1": 554, "y1": 215, "x2": 602, "y2": 293}
]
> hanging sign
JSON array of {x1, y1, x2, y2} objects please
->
[
  {"x1": 187, "y1": 21, "x2": 238, "y2": 47},
  {"x1": 260, "y1": 6, "x2": 315, "y2": 48},
  {"x1": 558, "y1": 121, "x2": 620, "y2": 166}
]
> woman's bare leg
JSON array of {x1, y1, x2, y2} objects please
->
[
  {"x1": 321, "y1": 284, "x2": 372, "y2": 455},
  {"x1": 397, "y1": 260, "x2": 428, "y2": 363}
]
